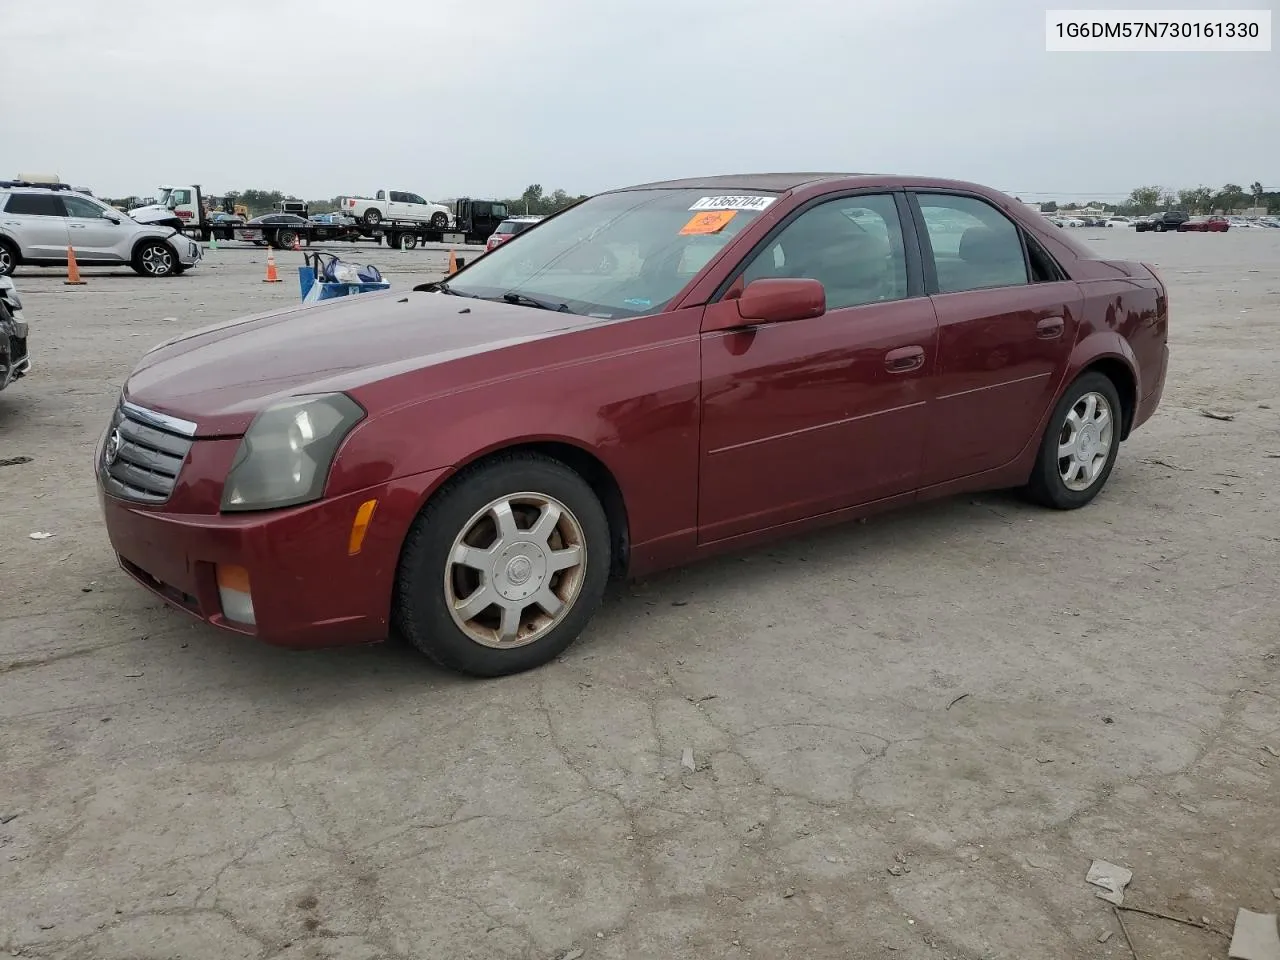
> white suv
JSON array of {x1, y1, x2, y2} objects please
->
[{"x1": 0, "y1": 181, "x2": 202, "y2": 278}]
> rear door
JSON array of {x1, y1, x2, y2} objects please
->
[
  {"x1": 2, "y1": 192, "x2": 70, "y2": 260},
  {"x1": 908, "y1": 190, "x2": 1081, "y2": 486}
]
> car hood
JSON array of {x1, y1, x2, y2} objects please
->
[{"x1": 123, "y1": 291, "x2": 601, "y2": 437}]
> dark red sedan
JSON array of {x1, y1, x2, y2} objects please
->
[
  {"x1": 1176, "y1": 216, "x2": 1230, "y2": 232},
  {"x1": 97, "y1": 173, "x2": 1169, "y2": 676}
]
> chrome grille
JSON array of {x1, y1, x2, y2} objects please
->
[{"x1": 100, "y1": 401, "x2": 196, "y2": 504}]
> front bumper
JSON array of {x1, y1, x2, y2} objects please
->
[
  {"x1": 178, "y1": 237, "x2": 203, "y2": 267},
  {"x1": 98, "y1": 466, "x2": 450, "y2": 648},
  {"x1": 0, "y1": 312, "x2": 29, "y2": 390}
]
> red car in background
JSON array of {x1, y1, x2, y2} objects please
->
[
  {"x1": 97, "y1": 173, "x2": 1169, "y2": 677},
  {"x1": 1177, "y1": 216, "x2": 1230, "y2": 232},
  {"x1": 485, "y1": 215, "x2": 544, "y2": 252}
]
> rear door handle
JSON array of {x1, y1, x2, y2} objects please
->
[
  {"x1": 884, "y1": 345, "x2": 925, "y2": 373},
  {"x1": 1036, "y1": 316, "x2": 1065, "y2": 339}
]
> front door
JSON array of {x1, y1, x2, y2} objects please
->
[
  {"x1": 698, "y1": 192, "x2": 938, "y2": 544},
  {"x1": 910, "y1": 191, "x2": 1081, "y2": 485},
  {"x1": 62, "y1": 194, "x2": 127, "y2": 262}
]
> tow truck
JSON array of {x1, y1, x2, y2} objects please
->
[{"x1": 130, "y1": 185, "x2": 509, "y2": 248}]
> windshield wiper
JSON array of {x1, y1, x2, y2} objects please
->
[{"x1": 501, "y1": 292, "x2": 573, "y2": 313}]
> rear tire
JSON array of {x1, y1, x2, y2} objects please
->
[
  {"x1": 393, "y1": 453, "x2": 611, "y2": 677},
  {"x1": 0, "y1": 239, "x2": 17, "y2": 277},
  {"x1": 1024, "y1": 372, "x2": 1123, "y2": 510}
]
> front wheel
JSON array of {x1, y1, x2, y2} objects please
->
[
  {"x1": 1155, "y1": 222, "x2": 1165, "y2": 232},
  {"x1": 429, "y1": 212, "x2": 449, "y2": 230},
  {"x1": 363, "y1": 209, "x2": 382, "y2": 226},
  {"x1": 132, "y1": 241, "x2": 177, "y2": 277},
  {"x1": 394, "y1": 454, "x2": 611, "y2": 677},
  {"x1": 1023, "y1": 372, "x2": 1123, "y2": 509}
]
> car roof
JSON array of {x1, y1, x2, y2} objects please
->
[{"x1": 614, "y1": 172, "x2": 866, "y2": 193}]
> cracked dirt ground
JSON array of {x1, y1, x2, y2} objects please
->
[{"x1": 1, "y1": 236, "x2": 1278, "y2": 960}]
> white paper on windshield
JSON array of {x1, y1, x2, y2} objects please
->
[{"x1": 689, "y1": 195, "x2": 777, "y2": 212}]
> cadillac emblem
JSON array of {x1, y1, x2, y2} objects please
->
[{"x1": 104, "y1": 428, "x2": 122, "y2": 467}]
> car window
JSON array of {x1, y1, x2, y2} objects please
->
[
  {"x1": 5, "y1": 193, "x2": 65, "y2": 217},
  {"x1": 407, "y1": 194, "x2": 426, "y2": 205},
  {"x1": 447, "y1": 187, "x2": 775, "y2": 318},
  {"x1": 916, "y1": 193, "x2": 1029, "y2": 294},
  {"x1": 739, "y1": 193, "x2": 909, "y2": 309},
  {"x1": 171, "y1": 189, "x2": 191, "y2": 205},
  {"x1": 63, "y1": 195, "x2": 108, "y2": 219}
]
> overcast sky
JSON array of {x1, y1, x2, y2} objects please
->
[{"x1": 1, "y1": 0, "x2": 1275, "y2": 203}]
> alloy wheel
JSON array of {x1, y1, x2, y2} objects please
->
[{"x1": 444, "y1": 492, "x2": 587, "y2": 649}]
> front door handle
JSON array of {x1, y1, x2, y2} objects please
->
[
  {"x1": 885, "y1": 345, "x2": 925, "y2": 373},
  {"x1": 1036, "y1": 316, "x2": 1065, "y2": 339}
]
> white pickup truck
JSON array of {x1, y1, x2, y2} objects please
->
[{"x1": 338, "y1": 190, "x2": 453, "y2": 229}]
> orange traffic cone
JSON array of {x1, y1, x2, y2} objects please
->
[
  {"x1": 447, "y1": 249, "x2": 458, "y2": 275},
  {"x1": 263, "y1": 250, "x2": 281, "y2": 283},
  {"x1": 291, "y1": 233, "x2": 302, "y2": 252},
  {"x1": 65, "y1": 246, "x2": 86, "y2": 285}
]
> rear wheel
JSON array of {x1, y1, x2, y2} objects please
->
[
  {"x1": 393, "y1": 453, "x2": 611, "y2": 677},
  {"x1": 400, "y1": 234, "x2": 418, "y2": 250},
  {"x1": 0, "y1": 240, "x2": 17, "y2": 277},
  {"x1": 132, "y1": 241, "x2": 177, "y2": 278},
  {"x1": 277, "y1": 230, "x2": 299, "y2": 249},
  {"x1": 1024, "y1": 372, "x2": 1122, "y2": 509}
]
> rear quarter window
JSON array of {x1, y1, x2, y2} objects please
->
[{"x1": 5, "y1": 193, "x2": 64, "y2": 216}]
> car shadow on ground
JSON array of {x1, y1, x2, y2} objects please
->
[{"x1": 101, "y1": 483, "x2": 1072, "y2": 708}]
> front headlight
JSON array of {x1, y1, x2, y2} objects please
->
[{"x1": 221, "y1": 393, "x2": 364, "y2": 512}]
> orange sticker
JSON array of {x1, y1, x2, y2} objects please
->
[{"x1": 679, "y1": 209, "x2": 737, "y2": 235}]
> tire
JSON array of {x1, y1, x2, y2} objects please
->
[
  {"x1": 132, "y1": 240, "x2": 177, "y2": 278},
  {"x1": 393, "y1": 453, "x2": 611, "y2": 677},
  {"x1": 429, "y1": 212, "x2": 449, "y2": 230},
  {"x1": 1155, "y1": 222, "x2": 1165, "y2": 232},
  {"x1": 400, "y1": 234, "x2": 418, "y2": 250},
  {"x1": 0, "y1": 239, "x2": 17, "y2": 277},
  {"x1": 277, "y1": 230, "x2": 299, "y2": 250},
  {"x1": 1024, "y1": 372, "x2": 1123, "y2": 510},
  {"x1": 363, "y1": 209, "x2": 382, "y2": 226}
]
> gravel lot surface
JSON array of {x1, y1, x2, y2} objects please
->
[{"x1": 1, "y1": 232, "x2": 1277, "y2": 960}]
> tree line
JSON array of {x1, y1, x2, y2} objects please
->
[{"x1": 1035, "y1": 182, "x2": 1274, "y2": 216}]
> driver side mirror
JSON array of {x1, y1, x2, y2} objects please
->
[
  {"x1": 736, "y1": 277, "x2": 826, "y2": 324},
  {"x1": 103, "y1": 212, "x2": 122, "y2": 224}
]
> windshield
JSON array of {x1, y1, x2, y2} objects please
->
[{"x1": 446, "y1": 188, "x2": 777, "y2": 318}]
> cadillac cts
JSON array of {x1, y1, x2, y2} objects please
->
[{"x1": 97, "y1": 173, "x2": 1169, "y2": 676}]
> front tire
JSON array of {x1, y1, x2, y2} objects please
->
[
  {"x1": 132, "y1": 241, "x2": 177, "y2": 277},
  {"x1": 430, "y1": 212, "x2": 449, "y2": 230},
  {"x1": 394, "y1": 453, "x2": 611, "y2": 677},
  {"x1": 1024, "y1": 372, "x2": 1123, "y2": 509}
]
